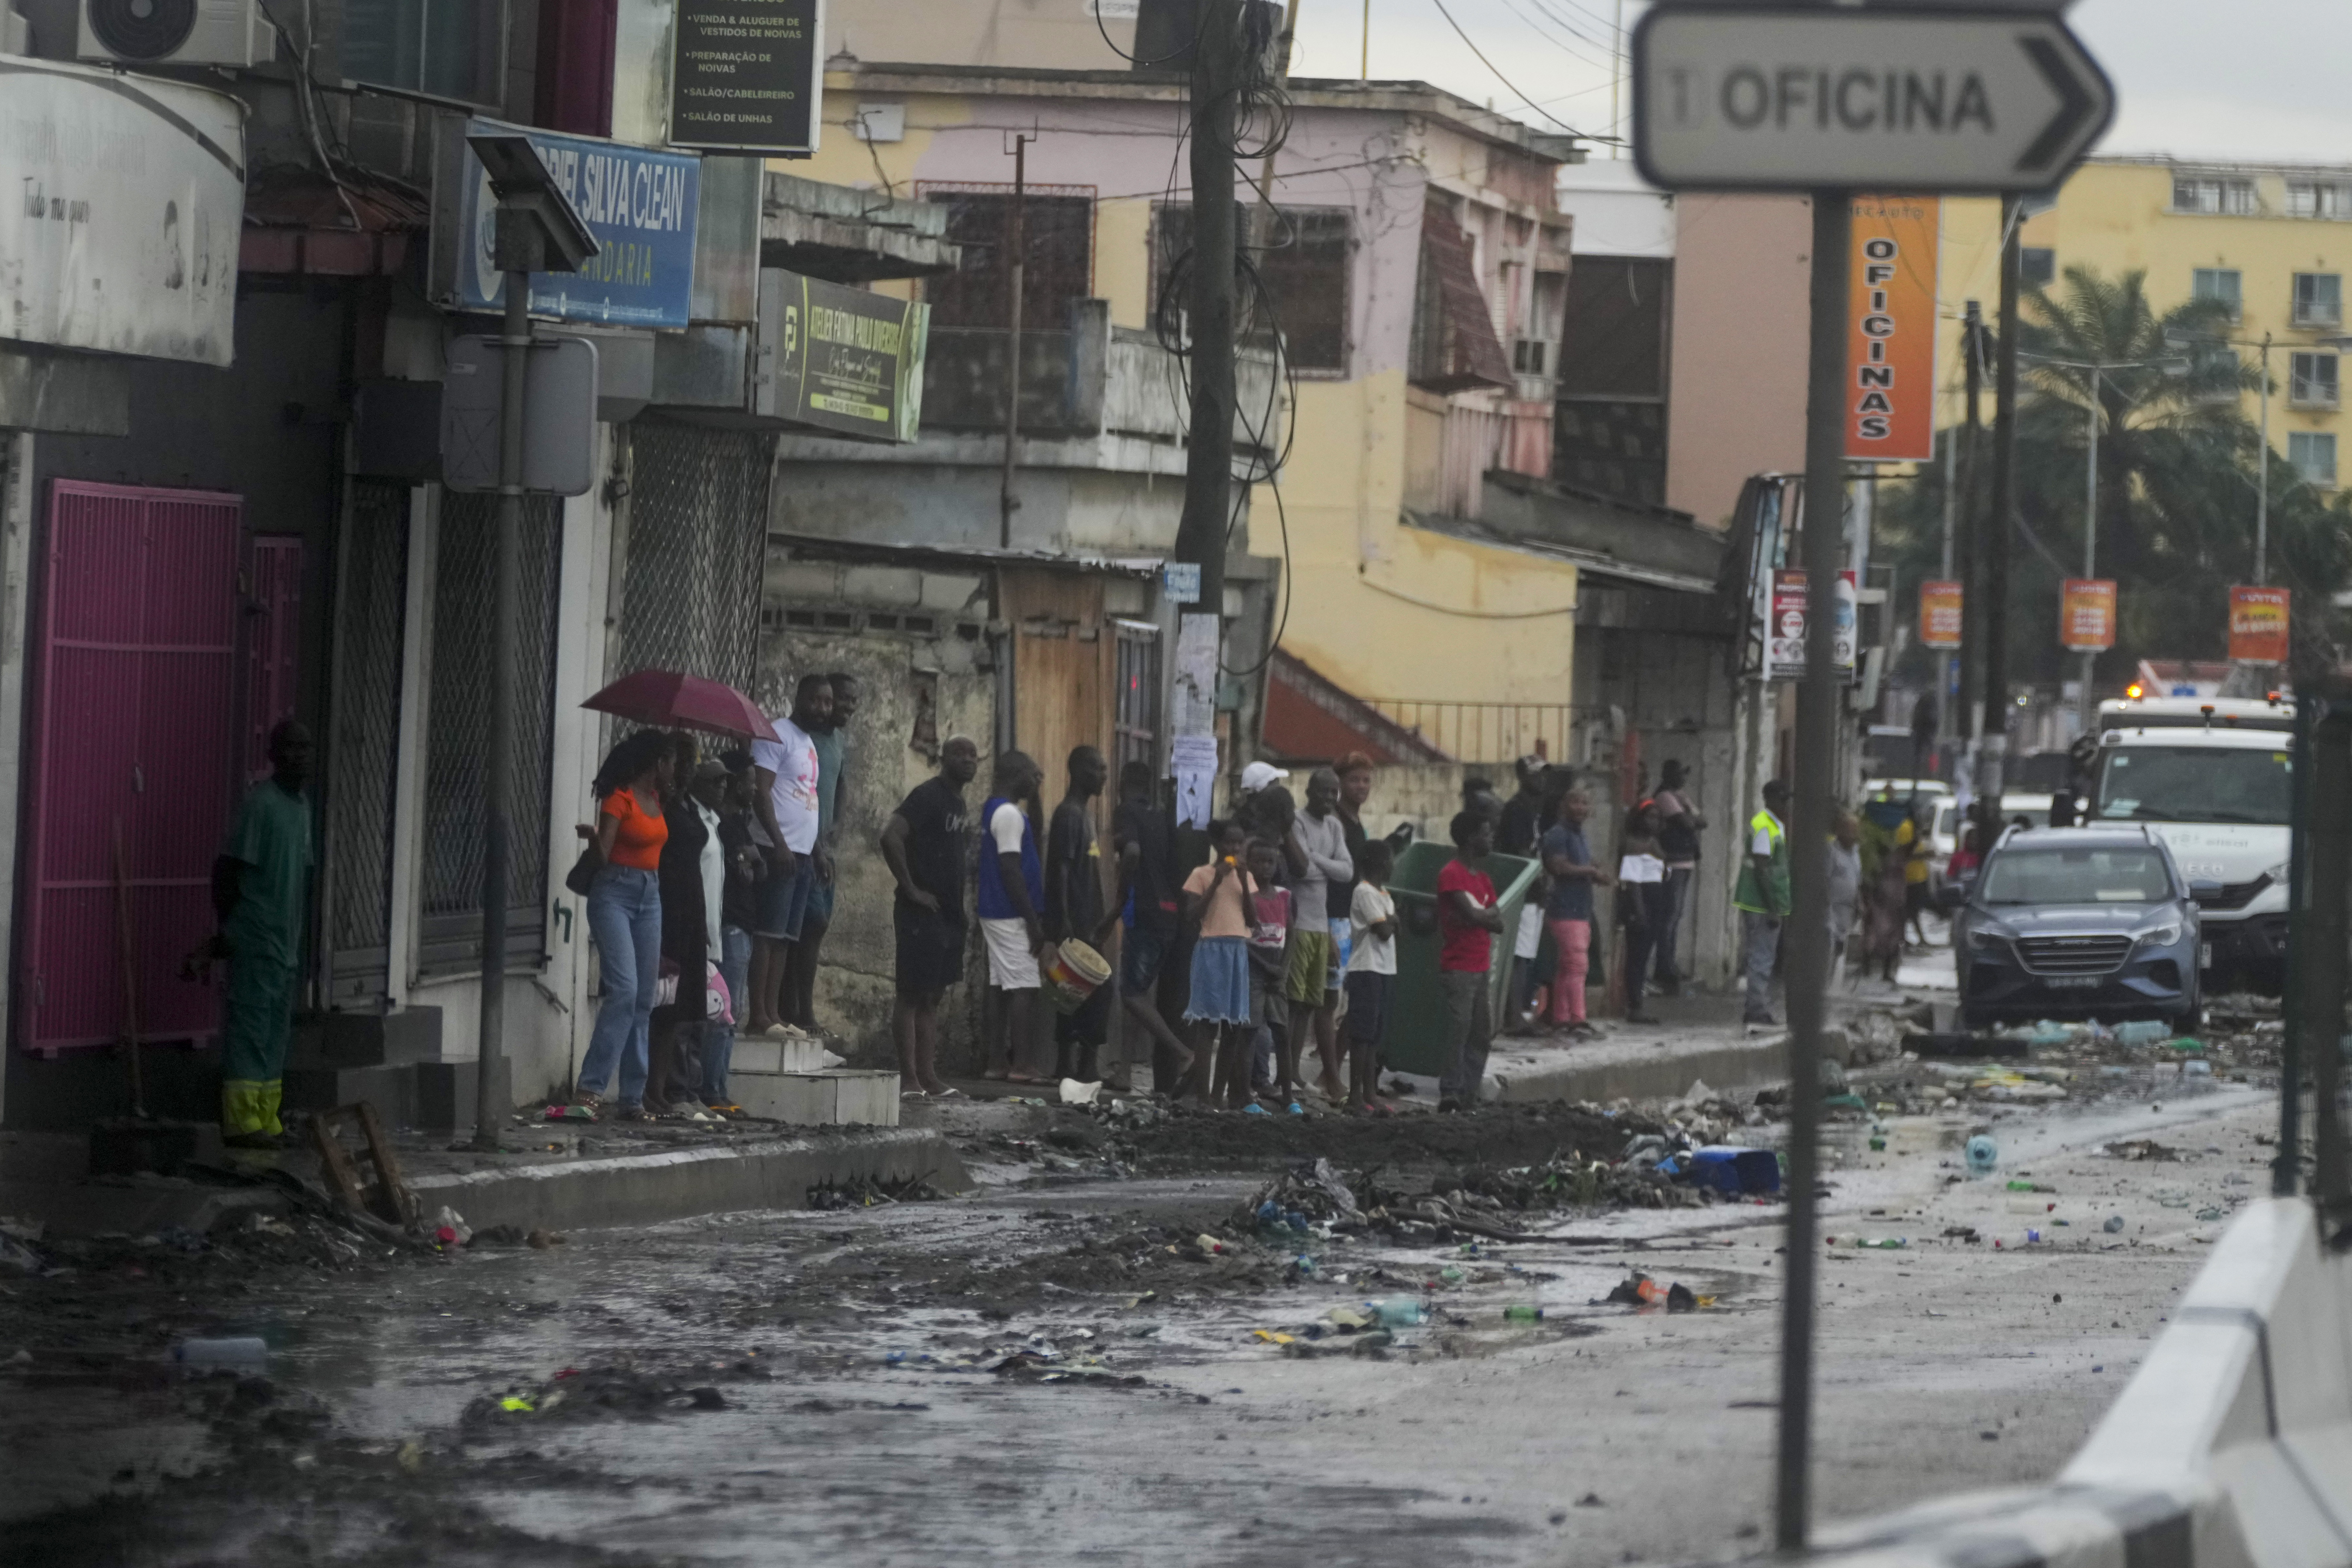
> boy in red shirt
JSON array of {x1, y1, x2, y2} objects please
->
[{"x1": 1436, "y1": 810, "x2": 1506, "y2": 1112}]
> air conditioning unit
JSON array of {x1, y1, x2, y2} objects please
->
[{"x1": 80, "y1": 0, "x2": 273, "y2": 67}]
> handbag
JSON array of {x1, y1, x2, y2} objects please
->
[
  {"x1": 564, "y1": 843, "x2": 604, "y2": 898},
  {"x1": 654, "y1": 957, "x2": 680, "y2": 1008}
]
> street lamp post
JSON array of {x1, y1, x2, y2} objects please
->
[
  {"x1": 2021, "y1": 348, "x2": 2189, "y2": 734},
  {"x1": 2082, "y1": 365, "x2": 2099, "y2": 733},
  {"x1": 2252, "y1": 332, "x2": 2273, "y2": 586}
]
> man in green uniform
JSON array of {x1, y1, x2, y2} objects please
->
[
  {"x1": 1733, "y1": 778, "x2": 1791, "y2": 1028},
  {"x1": 212, "y1": 721, "x2": 314, "y2": 1148}
]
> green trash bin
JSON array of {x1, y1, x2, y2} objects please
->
[{"x1": 1376, "y1": 842, "x2": 1541, "y2": 1076}]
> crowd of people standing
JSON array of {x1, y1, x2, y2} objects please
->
[
  {"x1": 571, "y1": 691, "x2": 1723, "y2": 1115},
  {"x1": 572, "y1": 673, "x2": 860, "y2": 1121}
]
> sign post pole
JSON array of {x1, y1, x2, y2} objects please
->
[{"x1": 1776, "y1": 182, "x2": 1847, "y2": 1554}]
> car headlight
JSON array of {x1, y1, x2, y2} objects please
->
[
  {"x1": 2132, "y1": 920, "x2": 2183, "y2": 948},
  {"x1": 1967, "y1": 924, "x2": 2013, "y2": 951},
  {"x1": 2265, "y1": 861, "x2": 2290, "y2": 885}
]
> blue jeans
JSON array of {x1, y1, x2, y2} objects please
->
[
  {"x1": 580, "y1": 865, "x2": 661, "y2": 1105},
  {"x1": 703, "y1": 923, "x2": 752, "y2": 1102}
]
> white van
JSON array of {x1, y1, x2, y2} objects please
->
[{"x1": 2090, "y1": 708, "x2": 2291, "y2": 990}]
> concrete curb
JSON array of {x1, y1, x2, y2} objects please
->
[
  {"x1": 406, "y1": 1128, "x2": 970, "y2": 1233},
  {"x1": 1743, "y1": 1197, "x2": 2352, "y2": 1568},
  {"x1": 1484, "y1": 1036, "x2": 1789, "y2": 1105}
]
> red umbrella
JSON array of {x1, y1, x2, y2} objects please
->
[{"x1": 582, "y1": 670, "x2": 778, "y2": 741}]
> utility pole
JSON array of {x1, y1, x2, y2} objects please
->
[
  {"x1": 1958, "y1": 300, "x2": 1983, "y2": 794},
  {"x1": 1939, "y1": 420, "x2": 1956, "y2": 757},
  {"x1": 999, "y1": 132, "x2": 1033, "y2": 552},
  {"x1": 1980, "y1": 199, "x2": 2022, "y2": 821},
  {"x1": 1172, "y1": 0, "x2": 1242, "y2": 625},
  {"x1": 1776, "y1": 183, "x2": 1849, "y2": 1556}
]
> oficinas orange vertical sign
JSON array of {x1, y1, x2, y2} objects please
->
[{"x1": 1847, "y1": 194, "x2": 1940, "y2": 464}]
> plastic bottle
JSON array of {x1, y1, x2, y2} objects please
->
[
  {"x1": 1369, "y1": 1296, "x2": 1428, "y2": 1327},
  {"x1": 1504, "y1": 1304, "x2": 1545, "y2": 1323},
  {"x1": 173, "y1": 1336, "x2": 268, "y2": 1364},
  {"x1": 1854, "y1": 1237, "x2": 1908, "y2": 1249},
  {"x1": 1438, "y1": 1265, "x2": 1467, "y2": 1286},
  {"x1": 1965, "y1": 1135, "x2": 1999, "y2": 1176}
]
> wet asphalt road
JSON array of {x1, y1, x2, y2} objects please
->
[{"x1": 3, "y1": 1069, "x2": 2274, "y2": 1568}]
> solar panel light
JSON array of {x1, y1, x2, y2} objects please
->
[{"x1": 466, "y1": 133, "x2": 599, "y2": 275}]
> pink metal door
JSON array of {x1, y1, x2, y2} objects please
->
[
  {"x1": 243, "y1": 536, "x2": 303, "y2": 782},
  {"x1": 23, "y1": 482, "x2": 243, "y2": 1054}
]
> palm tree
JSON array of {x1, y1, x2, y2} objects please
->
[{"x1": 2019, "y1": 265, "x2": 2257, "y2": 578}]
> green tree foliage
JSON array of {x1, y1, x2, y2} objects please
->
[{"x1": 1878, "y1": 266, "x2": 2352, "y2": 690}]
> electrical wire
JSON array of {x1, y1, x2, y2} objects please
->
[{"x1": 1426, "y1": 0, "x2": 1619, "y2": 141}]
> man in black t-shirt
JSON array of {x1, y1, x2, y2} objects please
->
[
  {"x1": 1045, "y1": 746, "x2": 1116, "y2": 1081},
  {"x1": 881, "y1": 736, "x2": 979, "y2": 1095},
  {"x1": 1112, "y1": 759, "x2": 1192, "y2": 1092}
]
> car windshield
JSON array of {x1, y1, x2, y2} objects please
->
[
  {"x1": 2095, "y1": 746, "x2": 2292, "y2": 826},
  {"x1": 1979, "y1": 846, "x2": 2173, "y2": 906}
]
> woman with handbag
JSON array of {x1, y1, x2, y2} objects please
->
[
  {"x1": 646, "y1": 733, "x2": 714, "y2": 1117},
  {"x1": 574, "y1": 729, "x2": 673, "y2": 1119}
]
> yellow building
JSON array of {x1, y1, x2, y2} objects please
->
[
  {"x1": 1939, "y1": 157, "x2": 2352, "y2": 488},
  {"x1": 781, "y1": 48, "x2": 1585, "y2": 762}
]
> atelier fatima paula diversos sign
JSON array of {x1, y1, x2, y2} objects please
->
[{"x1": 1632, "y1": 6, "x2": 2113, "y2": 193}]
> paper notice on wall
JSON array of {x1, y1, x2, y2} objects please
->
[
  {"x1": 1171, "y1": 734, "x2": 1218, "y2": 830},
  {"x1": 1172, "y1": 612, "x2": 1220, "y2": 738},
  {"x1": 1619, "y1": 854, "x2": 1666, "y2": 884}
]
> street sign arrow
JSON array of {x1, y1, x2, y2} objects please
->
[{"x1": 1633, "y1": 6, "x2": 2114, "y2": 193}]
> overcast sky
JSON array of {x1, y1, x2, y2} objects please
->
[{"x1": 1291, "y1": 0, "x2": 2352, "y2": 166}]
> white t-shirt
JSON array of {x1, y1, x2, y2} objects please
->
[
  {"x1": 987, "y1": 799, "x2": 1028, "y2": 857},
  {"x1": 1348, "y1": 883, "x2": 1397, "y2": 976},
  {"x1": 751, "y1": 716, "x2": 821, "y2": 853}
]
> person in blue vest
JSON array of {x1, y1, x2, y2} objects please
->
[
  {"x1": 977, "y1": 749, "x2": 1048, "y2": 1083},
  {"x1": 210, "y1": 721, "x2": 315, "y2": 1148}
]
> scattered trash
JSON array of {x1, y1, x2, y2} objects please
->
[
  {"x1": 2196, "y1": 1208, "x2": 2225, "y2": 1222},
  {"x1": 1666, "y1": 1282, "x2": 1699, "y2": 1313},
  {"x1": 1368, "y1": 1297, "x2": 1428, "y2": 1327},
  {"x1": 2025, "y1": 1228, "x2": 2043, "y2": 1244},
  {"x1": 1965, "y1": 1136, "x2": 1999, "y2": 1176},
  {"x1": 172, "y1": 1336, "x2": 268, "y2": 1365},
  {"x1": 430, "y1": 1206, "x2": 472, "y2": 1247},
  {"x1": 1854, "y1": 1238, "x2": 1908, "y2": 1250},
  {"x1": 1058, "y1": 1078, "x2": 1103, "y2": 1106},
  {"x1": 2107, "y1": 1140, "x2": 2179, "y2": 1162},
  {"x1": 0, "y1": 1234, "x2": 48, "y2": 1273},
  {"x1": 2113, "y1": 1021, "x2": 2169, "y2": 1046},
  {"x1": 1504, "y1": 1305, "x2": 1546, "y2": 1323},
  {"x1": 1687, "y1": 1146, "x2": 1782, "y2": 1197},
  {"x1": 1194, "y1": 1233, "x2": 1229, "y2": 1256},
  {"x1": 1250, "y1": 1329, "x2": 1296, "y2": 1345},
  {"x1": 2104, "y1": 1215, "x2": 2126, "y2": 1233},
  {"x1": 527, "y1": 1229, "x2": 568, "y2": 1249}
]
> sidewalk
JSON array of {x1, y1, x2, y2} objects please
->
[
  {"x1": 1464, "y1": 978, "x2": 1920, "y2": 1106},
  {"x1": 0, "y1": 1116, "x2": 968, "y2": 1240}
]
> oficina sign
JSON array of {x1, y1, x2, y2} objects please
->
[
  {"x1": 435, "y1": 118, "x2": 701, "y2": 329},
  {"x1": 0, "y1": 57, "x2": 245, "y2": 367}
]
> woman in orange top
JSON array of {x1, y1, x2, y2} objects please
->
[{"x1": 576, "y1": 729, "x2": 673, "y2": 1118}]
